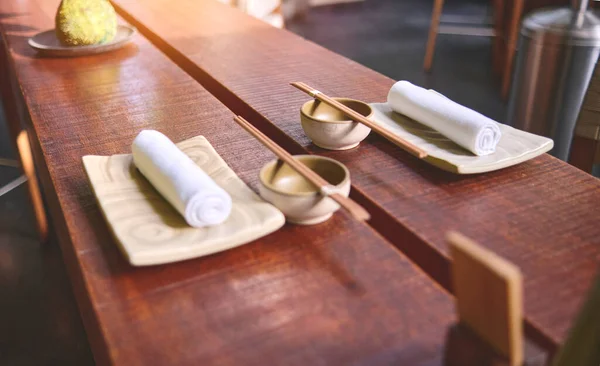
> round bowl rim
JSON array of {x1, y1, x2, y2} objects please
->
[
  {"x1": 300, "y1": 97, "x2": 373, "y2": 124},
  {"x1": 259, "y1": 155, "x2": 350, "y2": 197}
]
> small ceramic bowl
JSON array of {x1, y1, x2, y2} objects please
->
[
  {"x1": 300, "y1": 97, "x2": 373, "y2": 150},
  {"x1": 258, "y1": 155, "x2": 350, "y2": 225}
]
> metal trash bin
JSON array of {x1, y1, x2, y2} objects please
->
[{"x1": 506, "y1": 0, "x2": 600, "y2": 161}]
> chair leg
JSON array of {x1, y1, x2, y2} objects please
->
[
  {"x1": 424, "y1": 0, "x2": 445, "y2": 73},
  {"x1": 491, "y1": 0, "x2": 505, "y2": 76},
  {"x1": 0, "y1": 157, "x2": 20, "y2": 167},
  {"x1": 16, "y1": 131, "x2": 48, "y2": 242},
  {"x1": 0, "y1": 173, "x2": 27, "y2": 197},
  {"x1": 501, "y1": 0, "x2": 524, "y2": 99}
]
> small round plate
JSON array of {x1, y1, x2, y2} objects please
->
[{"x1": 28, "y1": 25, "x2": 136, "y2": 57}]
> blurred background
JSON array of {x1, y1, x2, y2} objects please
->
[{"x1": 223, "y1": 0, "x2": 578, "y2": 122}]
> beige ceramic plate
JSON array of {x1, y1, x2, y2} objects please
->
[
  {"x1": 370, "y1": 103, "x2": 554, "y2": 174},
  {"x1": 82, "y1": 136, "x2": 285, "y2": 266},
  {"x1": 28, "y1": 25, "x2": 136, "y2": 57}
]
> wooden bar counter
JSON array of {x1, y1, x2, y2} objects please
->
[
  {"x1": 0, "y1": 1, "x2": 480, "y2": 364},
  {"x1": 0, "y1": 0, "x2": 598, "y2": 363},
  {"x1": 110, "y1": 0, "x2": 600, "y2": 350}
]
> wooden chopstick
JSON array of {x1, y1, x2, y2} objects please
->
[
  {"x1": 233, "y1": 115, "x2": 370, "y2": 222},
  {"x1": 290, "y1": 81, "x2": 428, "y2": 159}
]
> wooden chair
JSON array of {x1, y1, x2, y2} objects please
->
[
  {"x1": 425, "y1": 0, "x2": 573, "y2": 99},
  {"x1": 424, "y1": 0, "x2": 500, "y2": 72},
  {"x1": 0, "y1": 34, "x2": 48, "y2": 242}
]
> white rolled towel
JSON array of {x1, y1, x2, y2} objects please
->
[
  {"x1": 132, "y1": 130, "x2": 232, "y2": 228},
  {"x1": 387, "y1": 81, "x2": 502, "y2": 156}
]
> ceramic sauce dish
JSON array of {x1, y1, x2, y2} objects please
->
[
  {"x1": 300, "y1": 98, "x2": 373, "y2": 150},
  {"x1": 258, "y1": 155, "x2": 350, "y2": 225}
]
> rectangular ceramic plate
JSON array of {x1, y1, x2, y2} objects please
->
[
  {"x1": 370, "y1": 103, "x2": 554, "y2": 174},
  {"x1": 82, "y1": 135, "x2": 285, "y2": 266}
]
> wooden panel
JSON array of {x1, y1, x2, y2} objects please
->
[
  {"x1": 0, "y1": 1, "x2": 460, "y2": 364},
  {"x1": 449, "y1": 232, "x2": 523, "y2": 366},
  {"x1": 110, "y1": 0, "x2": 600, "y2": 349}
]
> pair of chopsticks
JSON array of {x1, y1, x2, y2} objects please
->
[
  {"x1": 233, "y1": 115, "x2": 370, "y2": 222},
  {"x1": 290, "y1": 81, "x2": 428, "y2": 159}
]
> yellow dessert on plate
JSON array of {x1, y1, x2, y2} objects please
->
[{"x1": 55, "y1": 0, "x2": 117, "y2": 46}]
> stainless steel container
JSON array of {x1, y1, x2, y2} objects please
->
[{"x1": 506, "y1": 0, "x2": 600, "y2": 160}]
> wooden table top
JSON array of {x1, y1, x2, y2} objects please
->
[
  {"x1": 0, "y1": 1, "x2": 476, "y2": 364},
  {"x1": 110, "y1": 0, "x2": 600, "y2": 349}
]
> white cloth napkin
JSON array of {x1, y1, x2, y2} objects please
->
[
  {"x1": 387, "y1": 81, "x2": 502, "y2": 156},
  {"x1": 132, "y1": 130, "x2": 232, "y2": 228}
]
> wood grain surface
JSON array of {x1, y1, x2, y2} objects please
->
[
  {"x1": 0, "y1": 1, "x2": 464, "y2": 364},
  {"x1": 110, "y1": 0, "x2": 600, "y2": 350}
]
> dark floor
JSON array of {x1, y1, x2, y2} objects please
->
[{"x1": 0, "y1": 0, "x2": 503, "y2": 364}]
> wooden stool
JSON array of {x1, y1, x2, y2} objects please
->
[
  {"x1": 0, "y1": 35, "x2": 48, "y2": 242},
  {"x1": 0, "y1": 157, "x2": 26, "y2": 197}
]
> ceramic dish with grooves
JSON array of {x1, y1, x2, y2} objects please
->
[
  {"x1": 300, "y1": 97, "x2": 373, "y2": 150},
  {"x1": 82, "y1": 135, "x2": 285, "y2": 266},
  {"x1": 369, "y1": 103, "x2": 554, "y2": 174},
  {"x1": 258, "y1": 155, "x2": 351, "y2": 225}
]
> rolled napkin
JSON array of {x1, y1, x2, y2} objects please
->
[
  {"x1": 387, "y1": 81, "x2": 502, "y2": 156},
  {"x1": 132, "y1": 130, "x2": 232, "y2": 228}
]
